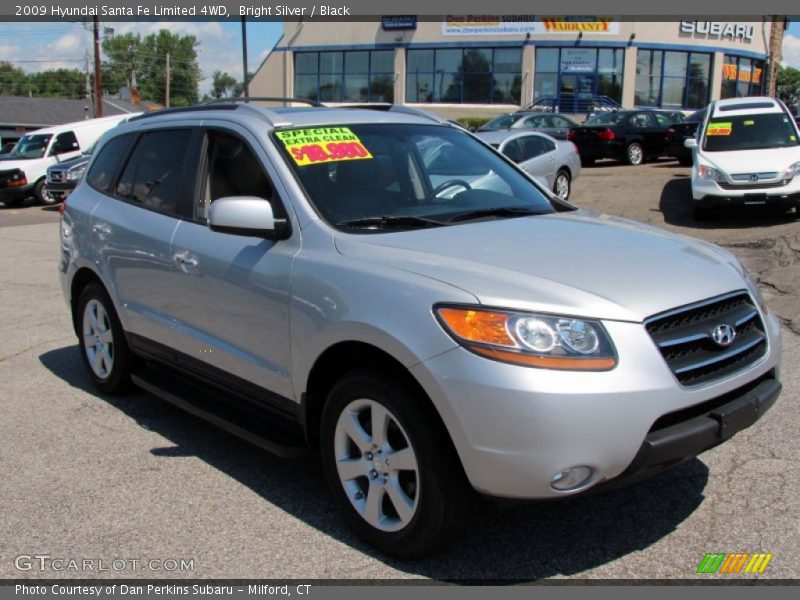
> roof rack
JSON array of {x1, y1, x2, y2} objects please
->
[
  {"x1": 205, "y1": 96, "x2": 323, "y2": 107},
  {"x1": 335, "y1": 103, "x2": 449, "y2": 125}
]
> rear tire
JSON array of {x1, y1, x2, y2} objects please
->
[
  {"x1": 76, "y1": 282, "x2": 132, "y2": 394},
  {"x1": 553, "y1": 169, "x2": 571, "y2": 200},
  {"x1": 320, "y1": 371, "x2": 472, "y2": 558},
  {"x1": 625, "y1": 142, "x2": 644, "y2": 166},
  {"x1": 580, "y1": 157, "x2": 595, "y2": 167}
]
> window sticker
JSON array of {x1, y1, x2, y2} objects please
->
[
  {"x1": 707, "y1": 122, "x2": 732, "y2": 136},
  {"x1": 276, "y1": 127, "x2": 373, "y2": 166},
  {"x1": 743, "y1": 120, "x2": 755, "y2": 126},
  {"x1": 791, "y1": 135, "x2": 797, "y2": 141}
]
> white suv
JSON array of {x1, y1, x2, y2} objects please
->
[{"x1": 686, "y1": 96, "x2": 800, "y2": 219}]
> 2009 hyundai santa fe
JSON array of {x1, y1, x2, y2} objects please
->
[{"x1": 59, "y1": 101, "x2": 782, "y2": 558}]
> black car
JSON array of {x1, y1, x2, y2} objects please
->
[
  {"x1": 666, "y1": 108, "x2": 706, "y2": 166},
  {"x1": 568, "y1": 110, "x2": 677, "y2": 166}
]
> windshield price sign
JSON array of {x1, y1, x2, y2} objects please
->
[{"x1": 276, "y1": 127, "x2": 373, "y2": 166}]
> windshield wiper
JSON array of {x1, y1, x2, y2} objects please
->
[
  {"x1": 336, "y1": 215, "x2": 447, "y2": 230},
  {"x1": 446, "y1": 206, "x2": 544, "y2": 223}
]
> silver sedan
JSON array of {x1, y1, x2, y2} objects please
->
[{"x1": 476, "y1": 130, "x2": 582, "y2": 200}]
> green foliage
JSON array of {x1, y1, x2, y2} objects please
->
[
  {"x1": 0, "y1": 61, "x2": 86, "y2": 99},
  {"x1": 456, "y1": 117, "x2": 492, "y2": 131},
  {"x1": 102, "y1": 29, "x2": 200, "y2": 106},
  {"x1": 776, "y1": 65, "x2": 800, "y2": 109},
  {"x1": 211, "y1": 70, "x2": 238, "y2": 98}
]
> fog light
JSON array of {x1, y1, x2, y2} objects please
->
[{"x1": 550, "y1": 466, "x2": 594, "y2": 491}]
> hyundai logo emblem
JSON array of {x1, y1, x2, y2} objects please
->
[
  {"x1": 712, "y1": 324, "x2": 736, "y2": 347},
  {"x1": 750, "y1": 174, "x2": 759, "y2": 182}
]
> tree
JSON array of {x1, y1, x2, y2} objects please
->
[
  {"x1": 776, "y1": 65, "x2": 800, "y2": 110},
  {"x1": 0, "y1": 61, "x2": 85, "y2": 99},
  {"x1": 211, "y1": 70, "x2": 237, "y2": 98},
  {"x1": 102, "y1": 29, "x2": 200, "y2": 106}
]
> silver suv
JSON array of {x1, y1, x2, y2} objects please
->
[{"x1": 59, "y1": 102, "x2": 782, "y2": 558}]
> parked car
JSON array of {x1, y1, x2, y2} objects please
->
[
  {"x1": 45, "y1": 142, "x2": 96, "y2": 204},
  {"x1": 475, "y1": 130, "x2": 581, "y2": 199},
  {"x1": 568, "y1": 109, "x2": 674, "y2": 166},
  {"x1": 687, "y1": 96, "x2": 800, "y2": 219},
  {"x1": 61, "y1": 102, "x2": 782, "y2": 558},
  {"x1": 0, "y1": 114, "x2": 133, "y2": 207},
  {"x1": 478, "y1": 112, "x2": 578, "y2": 140},
  {"x1": 667, "y1": 108, "x2": 706, "y2": 166}
]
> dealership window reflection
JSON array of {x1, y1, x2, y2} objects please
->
[
  {"x1": 634, "y1": 49, "x2": 711, "y2": 109},
  {"x1": 295, "y1": 50, "x2": 395, "y2": 103},
  {"x1": 721, "y1": 55, "x2": 764, "y2": 99},
  {"x1": 405, "y1": 47, "x2": 522, "y2": 104}
]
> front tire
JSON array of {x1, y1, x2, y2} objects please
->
[
  {"x1": 34, "y1": 178, "x2": 54, "y2": 205},
  {"x1": 320, "y1": 371, "x2": 471, "y2": 558},
  {"x1": 76, "y1": 282, "x2": 132, "y2": 394},
  {"x1": 553, "y1": 169, "x2": 571, "y2": 200},
  {"x1": 625, "y1": 142, "x2": 644, "y2": 165}
]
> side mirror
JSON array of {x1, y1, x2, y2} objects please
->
[
  {"x1": 684, "y1": 138, "x2": 698, "y2": 149},
  {"x1": 208, "y1": 196, "x2": 289, "y2": 239}
]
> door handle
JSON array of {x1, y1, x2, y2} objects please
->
[
  {"x1": 173, "y1": 251, "x2": 198, "y2": 270},
  {"x1": 92, "y1": 223, "x2": 111, "y2": 236}
]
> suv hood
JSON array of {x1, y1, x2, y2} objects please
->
[
  {"x1": 334, "y1": 211, "x2": 747, "y2": 323},
  {"x1": 699, "y1": 146, "x2": 800, "y2": 175},
  {"x1": 49, "y1": 155, "x2": 89, "y2": 172}
]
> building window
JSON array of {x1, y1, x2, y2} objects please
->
[
  {"x1": 634, "y1": 49, "x2": 711, "y2": 109},
  {"x1": 405, "y1": 47, "x2": 522, "y2": 104},
  {"x1": 533, "y1": 47, "x2": 623, "y2": 111},
  {"x1": 294, "y1": 50, "x2": 395, "y2": 103},
  {"x1": 721, "y1": 55, "x2": 764, "y2": 99}
]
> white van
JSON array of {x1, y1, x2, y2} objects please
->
[{"x1": 0, "y1": 114, "x2": 135, "y2": 207}]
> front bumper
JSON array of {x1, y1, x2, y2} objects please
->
[
  {"x1": 692, "y1": 174, "x2": 800, "y2": 205},
  {"x1": 45, "y1": 181, "x2": 76, "y2": 202},
  {"x1": 591, "y1": 373, "x2": 780, "y2": 493},
  {"x1": 0, "y1": 182, "x2": 33, "y2": 201},
  {"x1": 410, "y1": 312, "x2": 782, "y2": 499}
]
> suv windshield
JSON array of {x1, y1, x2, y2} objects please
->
[
  {"x1": 8, "y1": 134, "x2": 52, "y2": 159},
  {"x1": 275, "y1": 123, "x2": 555, "y2": 231},
  {"x1": 584, "y1": 112, "x2": 623, "y2": 126},
  {"x1": 703, "y1": 113, "x2": 799, "y2": 152}
]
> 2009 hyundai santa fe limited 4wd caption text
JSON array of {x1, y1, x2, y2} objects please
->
[{"x1": 59, "y1": 100, "x2": 782, "y2": 558}]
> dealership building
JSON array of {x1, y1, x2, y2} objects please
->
[{"x1": 249, "y1": 18, "x2": 782, "y2": 117}]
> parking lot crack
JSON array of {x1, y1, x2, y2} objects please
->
[{"x1": 0, "y1": 336, "x2": 73, "y2": 363}]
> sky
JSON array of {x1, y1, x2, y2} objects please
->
[
  {"x1": 0, "y1": 20, "x2": 284, "y2": 96},
  {"x1": 0, "y1": 19, "x2": 799, "y2": 97}
]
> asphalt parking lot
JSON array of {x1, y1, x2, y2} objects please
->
[{"x1": 1, "y1": 160, "x2": 798, "y2": 580}]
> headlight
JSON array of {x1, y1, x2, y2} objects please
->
[
  {"x1": 66, "y1": 168, "x2": 86, "y2": 181},
  {"x1": 784, "y1": 161, "x2": 800, "y2": 179},
  {"x1": 435, "y1": 305, "x2": 617, "y2": 370},
  {"x1": 697, "y1": 164, "x2": 725, "y2": 182}
]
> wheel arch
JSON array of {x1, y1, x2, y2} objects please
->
[{"x1": 301, "y1": 340, "x2": 464, "y2": 477}]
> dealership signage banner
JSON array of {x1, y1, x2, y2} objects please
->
[
  {"x1": 442, "y1": 16, "x2": 619, "y2": 36},
  {"x1": 382, "y1": 15, "x2": 417, "y2": 30},
  {"x1": 679, "y1": 21, "x2": 755, "y2": 41}
]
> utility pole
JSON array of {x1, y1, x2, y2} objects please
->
[
  {"x1": 165, "y1": 52, "x2": 170, "y2": 108},
  {"x1": 93, "y1": 16, "x2": 103, "y2": 117},
  {"x1": 241, "y1": 17, "x2": 249, "y2": 99}
]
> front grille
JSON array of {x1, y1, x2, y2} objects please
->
[
  {"x1": 48, "y1": 171, "x2": 65, "y2": 183},
  {"x1": 645, "y1": 291, "x2": 767, "y2": 387},
  {"x1": 718, "y1": 179, "x2": 790, "y2": 190}
]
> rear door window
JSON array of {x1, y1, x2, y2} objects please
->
[
  {"x1": 86, "y1": 134, "x2": 137, "y2": 193},
  {"x1": 116, "y1": 130, "x2": 193, "y2": 215}
]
